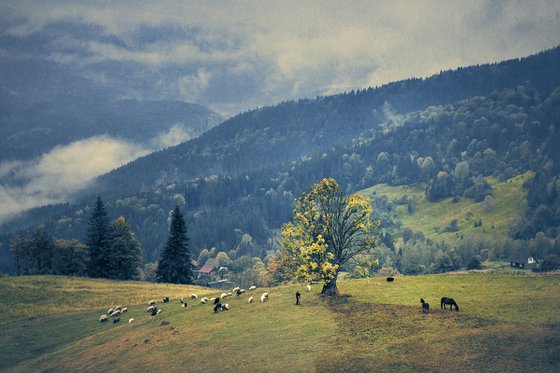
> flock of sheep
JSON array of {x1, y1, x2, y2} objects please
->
[{"x1": 98, "y1": 284, "x2": 280, "y2": 324}]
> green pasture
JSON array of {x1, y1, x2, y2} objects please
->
[{"x1": 1, "y1": 272, "x2": 559, "y2": 372}]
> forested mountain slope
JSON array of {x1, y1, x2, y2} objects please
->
[
  {"x1": 91, "y1": 46, "x2": 560, "y2": 197},
  {"x1": 1, "y1": 46, "x2": 560, "y2": 273}
]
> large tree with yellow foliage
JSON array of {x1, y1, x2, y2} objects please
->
[{"x1": 281, "y1": 178, "x2": 379, "y2": 295}]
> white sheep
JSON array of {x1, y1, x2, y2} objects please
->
[
  {"x1": 248, "y1": 285, "x2": 257, "y2": 291},
  {"x1": 306, "y1": 284, "x2": 312, "y2": 292},
  {"x1": 147, "y1": 305, "x2": 156, "y2": 313},
  {"x1": 200, "y1": 297, "x2": 208, "y2": 304},
  {"x1": 99, "y1": 314, "x2": 108, "y2": 322},
  {"x1": 156, "y1": 309, "x2": 162, "y2": 316},
  {"x1": 248, "y1": 296, "x2": 254, "y2": 303},
  {"x1": 232, "y1": 287, "x2": 240, "y2": 293},
  {"x1": 220, "y1": 293, "x2": 227, "y2": 299},
  {"x1": 110, "y1": 310, "x2": 121, "y2": 317},
  {"x1": 260, "y1": 293, "x2": 269, "y2": 303},
  {"x1": 223, "y1": 303, "x2": 230, "y2": 310},
  {"x1": 107, "y1": 308, "x2": 113, "y2": 315},
  {"x1": 121, "y1": 307, "x2": 128, "y2": 313},
  {"x1": 226, "y1": 292, "x2": 232, "y2": 297},
  {"x1": 128, "y1": 318, "x2": 134, "y2": 323},
  {"x1": 148, "y1": 300, "x2": 156, "y2": 306},
  {"x1": 191, "y1": 294, "x2": 198, "y2": 299}
]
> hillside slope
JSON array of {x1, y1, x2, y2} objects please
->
[{"x1": 1, "y1": 274, "x2": 559, "y2": 372}]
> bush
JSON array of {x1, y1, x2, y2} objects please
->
[{"x1": 466, "y1": 257, "x2": 482, "y2": 270}]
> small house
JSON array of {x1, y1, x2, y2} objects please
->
[
  {"x1": 197, "y1": 262, "x2": 217, "y2": 279},
  {"x1": 510, "y1": 256, "x2": 540, "y2": 270}
]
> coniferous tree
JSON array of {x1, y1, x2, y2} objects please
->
[
  {"x1": 86, "y1": 197, "x2": 111, "y2": 278},
  {"x1": 107, "y1": 216, "x2": 142, "y2": 280},
  {"x1": 156, "y1": 206, "x2": 194, "y2": 284}
]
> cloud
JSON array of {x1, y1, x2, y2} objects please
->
[
  {"x1": 178, "y1": 68, "x2": 212, "y2": 103},
  {"x1": 0, "y1": 127, "x2": 194, "y2": 223},
  {"x1": 151, "y1": 124, "x2": 194, "y2": 149},
  {"x1": 1, "y1": 1, "x2": 560, "y2": 115}
]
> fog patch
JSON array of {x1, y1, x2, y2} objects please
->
[
  {"x1": 0, "y1": 136, "x2": 150, "y2": 224},
  {"x1": 151, "y1": 124, "x2": 193, "y2": 149}
]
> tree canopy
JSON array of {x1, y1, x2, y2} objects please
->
[
  {"x1": 281, "y1": 178, "x2": 379, "y2": 295},
  {"x1": 156, "y1": 206, "x2": 194, "y2": 284}
]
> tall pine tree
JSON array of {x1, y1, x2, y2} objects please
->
[
  {"x1": 86, "y1": 197, "x2": 111, "y2": 278},
  {"x1": 107, "y1": 216, "x2": 142, "y2": 280},
  {"x1": 156, "y1": 206, "x2": 194, "y2": 284}
]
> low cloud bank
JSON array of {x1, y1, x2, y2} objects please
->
[{"x1": 0, "y1": 125, "x2": 192, "y2": 224}]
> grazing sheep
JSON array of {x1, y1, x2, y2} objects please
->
[
  {"x1": 156, "y1": 309, "x2": 162, "y2": 316},
  {"x1": 236, "y1": 288, "x2": 245, "y2": 296},
  {"x1": 200, "y1": 297, "x2": 208, "y2": 304},
  {"x1": 222, "y1": 303, "x2": 230, "y2": 311},
  {"x1": 113, "y1": 318, "x2": 120, "y2": 323},
  {"x1": 147, "y1": 305, "x2": 156, "y2": 313},
  {"x1": 260, "y1": 293, "x2": 269, "y2": 303},
  {"x1": 110, "y1": 310, "x2": 121, "y2": 318},
  {"x1": 148, "y1": 300, "x2": 156, "y2": 306},
  {"x1": 107, "y1": 308, "x2": 114, "y2": 315},
  {"x1": 180, "y1": 297, "x2": 186, "y2": 304},
  {"x1": 420, "y1": 298, "x2": 430, "y2": 313},
  {"x1": 99, "y1": 314, "x2": 108, "y2": 322},
  {"x1": 128, "y1": 318, "x2": 134, "y2": 323},
  {"x1": 232, "y1": 287, "x2": 240, "y2": 293},
  {"x1": 191, "y1": 294, "x2": 198, "y2": 299},
  {"x1": 163, "y1": 297, "x2": 170, "y2": 303},
  {"x1": 121, "y1": 307, "x2": 128, "y2": 313},
  {"x1": 248, "y1": 296, "x2": 254, "y2": 303},
  {"x1": 306, "y1": 284, "x2": 312, "y2": 292},
  {"x1": 226, "y1": 292, "x2": 232, "y2": 297},
  {"x1": 248, "y1": 285, "x2": 257, "y2": 291},
  {"x1": 114, "y1": 306, "x2": 122, "y2": 311},
  {"x1": 220, "y1": 293, "x2": 228, "y2": 299}
]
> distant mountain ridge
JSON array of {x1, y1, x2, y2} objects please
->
[{"x1": 0, "y1": 97, "x2": 222, "y2": 162}]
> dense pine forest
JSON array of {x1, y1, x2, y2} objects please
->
[{"x1": 1, "y1": 46, "x2": 560, "y2": 279}]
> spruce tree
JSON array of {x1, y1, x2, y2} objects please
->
[
  {"x1": 156, "y1": 206, "x2": 194, "y2": 284},
  {"x1": 86, "y1": 197, "x2": 111, "y2": 278},
  {"x1": 107, "y1": 216, "x2": 142, "y2": 280}
]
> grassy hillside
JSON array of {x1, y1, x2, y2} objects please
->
[
  {"x1": 360, "y1": 172, "x2": 532, "y2": 243},
  {"x1": 1, "y1": 272, "x2": 559, "y2": 372}
]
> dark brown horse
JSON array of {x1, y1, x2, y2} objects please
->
[{"x1": 440, "y1": 297, "x2": 459, "y2": 311}]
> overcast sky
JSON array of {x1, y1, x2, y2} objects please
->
[{"x1": 2, "y1": 0, "x2": 560, "y2": 117}]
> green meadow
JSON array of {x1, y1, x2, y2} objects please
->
[
  {"x1": 360, "y1": 172, "x2": 532, "y2": 243},
  {"x1": 1, "y1": 272, "x2": 559, "y2": 372}
]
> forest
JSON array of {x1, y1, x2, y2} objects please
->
[{"x1": 1, "y1": 46, "x2": 560, "y2": 281}]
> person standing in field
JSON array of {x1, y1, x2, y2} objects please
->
[{"x1": 296, "y1": 291, "x2": 301, "y2": 305}]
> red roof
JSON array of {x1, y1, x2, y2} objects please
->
[{"x1": 198, "y1": 262, "x2": 217, "y2": 274}]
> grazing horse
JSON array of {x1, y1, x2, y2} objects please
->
[
  {"x1": 420, "y1": 298, "x2": 430, "y2": 313},
  {"x1": 440, "y1": 297, "x2": 459, "y2": 311}
]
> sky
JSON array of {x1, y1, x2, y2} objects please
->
[
  {"x1": 0, "y1": 0, "x2": 559, "y2": 222},
  {"x1": 2, "y1": 0, "x2": 559, "y2": 117}
]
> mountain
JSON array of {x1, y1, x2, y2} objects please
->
[
  {"x1": 0, "y1": 96, "x2": 222, "y2": 162},
  {"x1": 1, "y1": 46, "x2": 560, "y2": 273}
]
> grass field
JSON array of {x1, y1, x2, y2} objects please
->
[
  {"x1": 1, "y1": 272, "x2": 559, "y2": 372},
  {"x1": 360, "y1": 172, "x2": 532, "y2": 243}
]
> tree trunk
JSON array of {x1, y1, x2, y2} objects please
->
[{"x1": 321, "y1": 277, "x2": 339, "y2": 296}]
